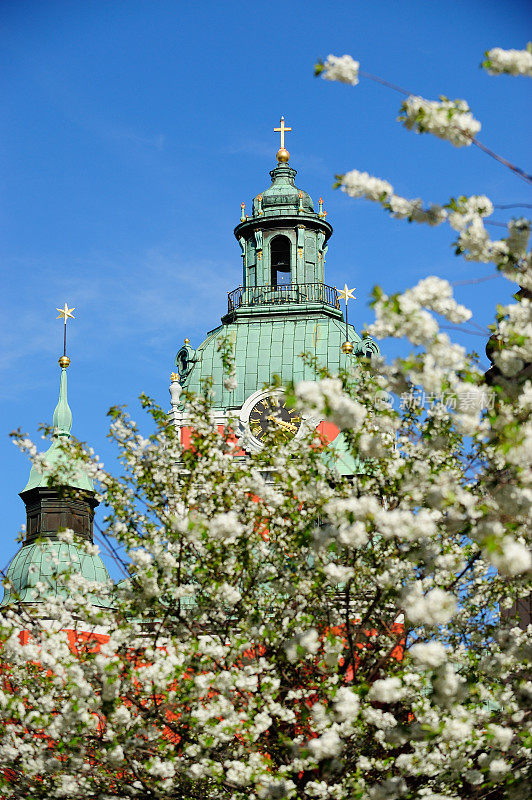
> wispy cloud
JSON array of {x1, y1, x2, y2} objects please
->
[
  {"x1": 225, "y1": 139, "x2": 277, "y2": 160},
  {"x1": 30, "y1": 63, "x2": 166, "y2": 156},
  {"x1": 99, "y1": 126, "x2": 165, "y2": 151},
  {"x1": 0, "y1": 246, "x2": 237, "y2": 397}
]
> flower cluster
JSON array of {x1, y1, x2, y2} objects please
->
[
  {"x1": 339, "y1": 169, "x2": 393, "y2": 202},
  {"x1": 482, "y1": 44, "x2": 532, "y2": 77},
  {"x1": 398, "y1": 95, "x2": 481, "y2": 146},
  {"x1": 315, "y1": 54, "x2": 359, "y2": 85},
  {"x1": 368, "y1": 276, "x2": 471, "y2": 346},
  {"x1": 388, "y1": 194, "x2": 447, "y2": 225},
  {"x1": 294, "y1": 377, "x2": 367, "y2": 429},
  {"x1": 337, "y1": 169, "x2": 531, "y2": 271}
]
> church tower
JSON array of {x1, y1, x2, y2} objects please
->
[
  {"x1": 171, "y1": 120, "x2": 378, "y2": 462},
  {"x1": 1, "y1": 308, "x2": 110, "y2": 610}
]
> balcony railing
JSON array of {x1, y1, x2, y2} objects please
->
[{"x1": 227, "y1": 282, "x2": 340, "y2": 313}]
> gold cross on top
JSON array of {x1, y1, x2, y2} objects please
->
[{"x1": 274, "y1": 116, "x2": 292, "y2": 150}]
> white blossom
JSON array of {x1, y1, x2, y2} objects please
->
[
  {"x1": 368, "y1": 677, "x2": 406, "y2": 703},
  {"x1": 489, "y1": 536, "x2": 532, "y2": 576},
  {"x1": 208, "y1": 510, "x2": 243, "y2": 542},
  {"x1": 489, "y1": 758, "x2": 509, "y2": 775},
  {"x1": 3, "y1": 50, "x2": 531, "y2": 797},
  {"x1": 218, "y1": 582, "x2": 242, "y2": 605},
  {"x1": 147, "y1": 758, "x2": 175, "y2": 778},
  {"x1": 403, "y1": 586, "x2": 457, "y2": 625},
  {"x1": 487, "y1": 724, "x2": 514, "y2": 751},
  {"x1": 307, "y1": 728, "x2": 343, "y2": 760},
  {"x1": 409, "y1": 641, "x2": 447, "y2": 668},
  {"x1": 389, "y1": 194, "x2": 448, "y2": 226},
  {"x1": 295, "y1": 378, "x2": 367, "y2": 430},
  {"x1": 323, "y1": 563, "x2": 354, "y2": 585},
  {"x1": 285, "y1": 628, "x2": 321, "y2": 661},
  {"x1": 340, "y1": 170, "x2": 393, "y2": 202},
  {"x1": 399, "y1": 95, "x2": 481, "y2": 146},
  {"x1": 433, "y1": 664, "x2": 464, "y2": 704},
  {"x1": 320, "y1": 54, "x2": 359, "y2": 85},
  {"x1": 409, "y1": 276, "x2": 472, "y2": 323},
  {"x1": 107, "y1": 745, "x2": 124, "y2": 765},
  {"x1": 333, "y1": 686, "x2": 360, "y2": 722},
  {"x1": 483, "y1": 46, "x2": 532, "y2": 77}
]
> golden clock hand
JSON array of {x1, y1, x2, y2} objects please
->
[{"x1": 267, "y1": 414, "x2": 297, "y2": 433}]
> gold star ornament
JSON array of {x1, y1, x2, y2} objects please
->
[
  {"x1": 337, "y1": 284, "x2": 356, "y2": 303},
  {"x1": 56, "y1": 303, "x2": 75, "y2": 322}
]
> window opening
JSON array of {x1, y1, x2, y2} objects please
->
[{"x1": 270, "y1": 236, "x2": 291, "y2": 286}]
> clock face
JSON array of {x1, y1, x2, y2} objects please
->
[{"x1": 248, "y1": 394, "x2": 301, "y2": 442}]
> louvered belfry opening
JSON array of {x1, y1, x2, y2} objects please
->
[{"x1": 270, "y1": 235, "x2": 291, "y2": 286}]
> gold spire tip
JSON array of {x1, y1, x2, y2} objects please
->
[
  {"x1": 56, "y1": 303, "x2": 75, "y2": 322},
  {"x1": 338, "y1": 284, "x2": 356, "y2": 303},
  {"x1": 56, "y1": 302, "x2": 75, "y2": 363}
]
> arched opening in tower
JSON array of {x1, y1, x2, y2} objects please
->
[{"x1": 270, "y1": 235, "x2": 291, "y2": 287}]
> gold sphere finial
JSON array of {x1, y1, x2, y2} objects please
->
[
  {"x1": 341, "y1": 341, "x2": 354, "y2": 355},
  {"x1": 184, "y1": 338, "x2": 190, "y2": 345},
  {"x1": 274, "y1": 117, "x2": 292, "y2": 162},
  {"x1": 58, "y1": 355, "x2": 71, "y2": 368}
]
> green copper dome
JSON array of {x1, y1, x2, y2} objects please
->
[
  {"x1": 254, "y1": 163, "x2": 314, "y2": 216},
  {"x1": 0, "y1": 541, "x2": 111, "y2": 608},
  {"x1": 179, "y1": 317, "x2": 369, "y2": 412}
]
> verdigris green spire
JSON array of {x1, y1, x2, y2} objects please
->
[
  {"x1": 22, "y1": 355, "x2": 94, "y2": 493},
  {"x1": 22, "y1": 308, "x2": 94, "y2": 494},
  {"x1": 53, "y1": 362, "x2": 73, "y2": 436},
  {"x1": 1, "y1": 303, "x2": 111, "y2": 610},
  {"x1": 53, "y1": 302, "x2": 75, "y2": 437}
]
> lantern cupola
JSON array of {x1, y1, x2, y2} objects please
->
[{"x1": 233, "y1": 119, "x2": 333, "y2": 303}]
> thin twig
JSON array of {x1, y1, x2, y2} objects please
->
[
  {"x1": 439, "y1": 325, "x2": 490, "y2": 338},
  {"x1": 494, "y1": 203, "x2": 532, "y2": 209},
  {"x1": 485, "y1": 220, "x2": 512, "y2": 228},
  {"x1": 359, "y1": 70, "x2": 410, "y2": 97},
  {"x1": 470, "y1": 137, "x2": 532, "y2": 185},
  {"x1": 452, "y1": 273, "x2": 498, "y2": 286}
]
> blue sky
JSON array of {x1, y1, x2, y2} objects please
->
[{"x1": 1, "y1": 0, "x2": 530, "y2": 576}]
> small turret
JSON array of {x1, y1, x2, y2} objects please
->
[{"x1": 1, "y1": 306, "x2": 110, "y2": 609}]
